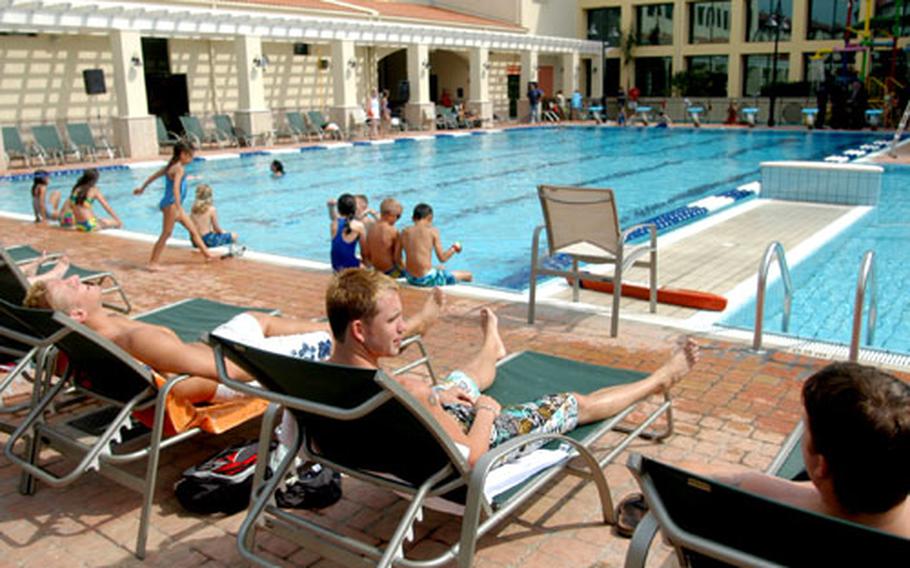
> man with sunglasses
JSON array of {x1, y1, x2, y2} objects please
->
[{"x1": 365, "y1": 197, "x2": 406, "y2": 278}]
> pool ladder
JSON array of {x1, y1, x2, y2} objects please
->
[
  {"x1": 849, "y1": 251, "x2": 877, "y2": 362},
  {"x1": 752, "y1": 242, "x2": 792, "y2": 353},
  {"x1": 888, "y1": 100, "x2": 910, "y2": 158}
]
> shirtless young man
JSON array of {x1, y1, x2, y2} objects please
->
[
  {"x1": 24, "y1": 275, "x2": 445, "y2": 404},
  {"x1": 399, "y1": 203, "x2": 472, "y2": 287},
  {"x1": 364, "y1": 198, "x2": 404, "y2": 277},
  {"x1": 326, "y1": 269, "x2": 698, "y2": 467},
  {"x1": 676, "y1": 362, "x2": 910, "y2": 538}
]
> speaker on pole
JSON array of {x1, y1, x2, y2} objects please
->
[
  {"x1": 397, "y1": 79, "x2": 410, "y2": 102},
  {"x1": 83, "y1": 69, "x2": 107, "y2": 95}
]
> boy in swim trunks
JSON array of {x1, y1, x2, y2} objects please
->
[
  {"x1": 364, "y1": 197, "x2": 405, "y2": 277},
  {"x1": 400, "y1": 203, "x2": 472, "y2": 287}
]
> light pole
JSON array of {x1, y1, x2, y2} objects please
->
[{"x1": 766, "y1": 0, "x2": 789, "y2": 127}]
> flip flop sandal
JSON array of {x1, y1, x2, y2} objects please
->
[{"x1": 615, "y1": 492, "x2": 649, "y2": 538}]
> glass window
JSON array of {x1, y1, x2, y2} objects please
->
[
  {"x1": 635, "y1": 57, "x2": 673, "y2": 96},
  {"x1": 745, "y1": 0, "x2": 792, "y2": 42},
  {"x1": 685, "y1": 55, "x2": 729, "y2": 96},
  {"x1": 742, "y1": 54, "x2": 790, "y2": 96},
  {"x1": 637, "y1": 4, "x2": 674, "y2": 46},
  {"x1": 689, "y1": 1, "x2": 731, "y2": 44},
  {"x1": 587, "y1": 7, "x2": 622, "y2": 44},
  {"x1": 807, "y1": 0, "x2": 859, "y2": 40}
]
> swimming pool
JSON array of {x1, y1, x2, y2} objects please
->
[
  {"x1": 721, "y1": 164, "x2": 910, "y2": 354},
  {"x1": 0, "y1": 127, "x2": 877, "y2": 289}
]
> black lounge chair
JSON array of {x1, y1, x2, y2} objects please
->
[
  {"x1": 623, "y1": 452, "x2": 910, "y2": 567},
  {"x1": 209, "y1": 333, "x2": 676, "y2": 568}
]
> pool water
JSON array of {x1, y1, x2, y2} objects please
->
[
  {"x1": 722, "y1": 165, "x2": 910, "y2": 354},
  {"x1": 0, "y1": 127, "x2": 876, "y2": 289}
]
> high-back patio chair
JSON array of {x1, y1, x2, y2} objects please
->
[
  {"x1": 2, "y1": 126, "x2": 44, "y2": 167},
  {"x1": 213, "y1": 113, "x2": 261, "y2": 147},
  {"x1": 31, "y1": 124, "x2": 81, "y2": 164},
  {"x1": 623, "y1": 453, "x2": 910, "y2": 567},
  {"x1": 1, "y1": 297, "x2": 276, "y2": 559},
  {"x1": 156, "y1": 116, "x2": 182, "y2": 149},
  {"x1": 209, "y1": 332, "x2": 676, "y2": 568},
  {"x1": 65, "y1": 122, "x2": 120, "y2": 161},
  {"x1": 527, "y1": 185, "x2": 658, "y2": 337}
]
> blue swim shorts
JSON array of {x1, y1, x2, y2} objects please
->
[{"x1": 406, "y1": 268, "x2": 456, "y2": 287}]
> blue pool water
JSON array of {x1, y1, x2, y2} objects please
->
[
  {"x1": 0, "y1": 127, "x2": 876, "y2": 289},
  {"x1": 722, "y1": 165, "x2": 910, "y2": 354}
]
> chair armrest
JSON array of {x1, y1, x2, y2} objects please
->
[
  {"x1": 623, "y1": 512, "x2": 660, "y2": 568},
  {"x1": 531, "y1": 224, "x2": 548, "y2": 258},
  {"x1": 621, "y1": 223, "x2": 657, "y2": 246}
]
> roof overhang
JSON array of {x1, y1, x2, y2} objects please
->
[{"x1": 0, "y1": 0, "x2": 604, "y2": 54}]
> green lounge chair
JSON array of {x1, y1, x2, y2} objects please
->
[
  {"x1": 156, "y1": 116, "x2": 182, "y2": 149},
  {"x1": 2, "y1": 125, "x2": 44, "y2": 167},
  {"x1": 307, "y1": 110, "x2": 342, "y2": 140},
  {"x1": 0, "y1": 297, "x2": 277, "y2": 559},
  {"x1": 624, "y1": 453, "x2": 910, "y2": 567},
  {"x1": 1, "y1": 245, "x2": 131, "y2": 313},
  {"x1": 213, "y1": 113, "x2": 261, "y2": 147},
  {"x1": 209, "y1": 334, "x2": 675, "y2": 568},
  {"x1": 31, "y1": 124, "x2": 81, "y2": 164},
  {"x1": 765, "y1": 420, "x2": 806, "y2": 480},
  {"x1": 179, "y1": 115, "x2": 227, "y2": 148},
  {"x1": 65, "y1": 122, "x2": 120, "y2": 161},
  {"x1": 284, "y1": 111, "x2": 313, "y2": 141},
  {"x1": 527, "y1": 185, "x2": 658, "y2": 337}
]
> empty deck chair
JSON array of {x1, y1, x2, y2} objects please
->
[
  {"x1": 31, "y1": 124, "x2": 81, "y2": 164},
  {"x1": 179, "y1": 115, "x2": 227, "y2": 148},
  {"x1": 285, "y1": 111, "x2": 317, "y2": 141},
  {"x1": 156, "y1": 116, "x2": 182, "y2": 150},
  {"x1": 623, "y1": 453, "x2": 910, "y2": 567},
  {"x1": 213, "y1": 113, "x2": 261, "y2": 147},
  {"x1": 527, "y1": 185, "x2": 657, "y2": 337},
  {"x1": 1, "y1": 297, "x2": 276, "y2": 559},
  {"x1": 209, "y1": 333, "x2": 676, "y2": 568},
  {"x1": 2, "y1": 126, "x2": 44, "y2": 167},
  {"x1": 65, "y1": 122, "x2": 120, "y2": 161},
  {"x1": 1, "y1": 245, "x2": 131, "y2": 313}
]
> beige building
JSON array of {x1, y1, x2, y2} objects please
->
[{"x1": 0, "y1": 0, "x2": 602, "y2": 166}]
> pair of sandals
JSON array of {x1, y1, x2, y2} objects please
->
[{"x1": 615, "y1": 492, "x2": 649, "y2": 538}]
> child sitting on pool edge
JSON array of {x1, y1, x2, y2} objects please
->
[
  {"x1": 364, "y1": 197, "x2": 405, "y2": 278},
  {"x1": 190, "y1": 184, "x2": 245, "y2": 255},
  {"x1": 400, "y1": 202, "x2": 472, "y2": 287}
]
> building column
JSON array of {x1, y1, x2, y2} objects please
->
[
  {"x1": 560, "y1": 51, "x2": 579, "y2": 97},
  {"x1": 672, "y1": 0, "x2": 686, "y2": 80},
  {"x1": 234, "y1": 35, "x2": 273, "y2": 139},
  {"x1": 468, "y1": 46, "x2": 492, "y2": 127},
  {"x1": 727, "y1": 0, "x2": 746, "y2": 98},
  {"x1": 110, "y1": 29, "x2": 157, "y2": 159},
  {"x1": 519, "y1": 50, "x2": 539, "y2": 121},
  {"x1": 620, "y1": 4, "x2": 634, "y2": 89},
  {"x1": 405, "y1": 43, "x2": 435, "y2": 130},
  {"x1": 789, "y1": 0, "x2": 809, "y2": 82},
  {"x1": 591, "y1": 56, "x2": 604, "y2": 101},
  {"x1": 330, "y1": 39, "x2": 360, "y2": 132},
  {"x1": 0, "y1": 128, "x2": 6, "y2": 170}
]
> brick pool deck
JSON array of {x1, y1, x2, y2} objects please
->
[{"x1": 0, "y1": 213, "x2": 906, "y2": 567}]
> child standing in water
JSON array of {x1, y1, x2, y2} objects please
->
[
  {"x1": 133, "y1": 142, "x2": 215, "y2": 270},
  {"x1": 329, "y1": 193, "x2": 367, "y2": 272},
  {"x1": 190, "y1": 184, "x2": 242, "y2": 252}
]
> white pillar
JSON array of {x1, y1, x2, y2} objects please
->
[
  {"x1": 405, "y1": 43, "x2": 435, "y2": 130},
  {"x1": 330, "y1": 39, "x2": 360, "y2": 132},
  {"x1": 591, "y1": 57, "x2": 604, "y2": 100},
  {"x1": 110, "y1": 29, "x2": 156, "y2": 158},
  {"x1": 519, "y1": 50, "x2": 539, "y2": 121},
  {"x1": 468, "y1": 46, "x2": 492, "y2": 127},
  {"x1": 560, "y1": 51, "x2": 579, "y2": 97},
  {"x1": 234, "y1": 35, "x2": 272, "y2": 139}
]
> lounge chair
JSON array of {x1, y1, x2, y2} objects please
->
[
  {"x1": 307, "y1": 110, "x2": 343, "y2": 140},
  {"x1": 1, "y1": 245, "x2": 132, "y2": 313},
  {"x1": 527, "y1": 185, "x2": 657, "y2": 337},
  {"x1": 213, "y1": 113, "x2": 263, "y2": 147},
  {"x1": 436, "y1": 106, "x2": 460, "y2": 129},
  {"x1": 623, "y1": 452, "x2": 910, "y2": 567},
  {"x1": 31, "y1": 124, "x2": 81, "y2": 164},
  {"x1": 2, "y1": 125, "x2": 44, "y2": 167},
  {"x1": 209, "y1": 333, "x2": 676, "y2": 568},
  {"x1": 765, "y1": 420, "x2": 806, "y2": 480},
  {"x1": 65, "y1": 122, "x2": 120, "y2": 161},
  {"x1": 349, "y1": 107, "x2": 370, "y2": 139},
  {"x1": 156, "y1": 116, "x2": 182, "y2": 150},
  {"x1": 1, "y1": 297, "x2": 277, "y2": 559},
  {"x1": 179, "y1": 115, "x2": 228, "y2": 148},
  {"x1": 285, "y1": 111, "x2": 319, "y2": 141}
]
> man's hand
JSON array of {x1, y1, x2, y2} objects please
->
[{"x1": 437, "y1": 387, "x2": 474, "y2": 406}]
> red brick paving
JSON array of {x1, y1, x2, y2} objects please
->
[{"x1": 1, "y1": 217, "x2": 907, "y2": 567}]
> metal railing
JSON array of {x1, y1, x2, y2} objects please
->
[
  {"x1": 752, "y1": 241, "x2": 793, "y2": 353},
  {"x1": 849, "y1": 250, "x2": 877, "y2": 362},
  {"x1": 888, "y1": 99, "x2": 910, "y2": 157}
]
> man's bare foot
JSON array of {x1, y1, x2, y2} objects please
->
[
  {"x1": 147, "y1": 263, "x2": 165, "y2": 272},
  {"x1": 407, "y1": 288, "x2": 446, "y2": 337},
  {"x1": 480, "y1": 308, "x2": 507, "y2": 360},
  {"x1": 654, "y1": 337, "x2": 699, "y2": 391}
]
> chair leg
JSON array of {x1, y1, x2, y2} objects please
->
[
  {"x1": 611, "y1": 263, "x2": 622, "y2": 337},
  {"x1": 623, "y1": 512, "x2": 660, "y2": 568},
  {"x1": 135, "y1": 385, "x2": 172, "y2": 559},
  {"x1": 649, "y1": 251, "x2": 657, "y2": 314},
  {"x1": 572, "y1": 258, "x2": 580, "y2": 303}
]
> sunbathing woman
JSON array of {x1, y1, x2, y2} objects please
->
[
  {"x1": 133, "y1": 142, "x2": 215, "y2": 270},
  {"x1": 58, "y1": 168, "x2": 122, "y2": 232}
]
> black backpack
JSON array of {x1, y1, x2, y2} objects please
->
[{"x1": 175, "y1": 440, "x2": 343, "y2": 515}]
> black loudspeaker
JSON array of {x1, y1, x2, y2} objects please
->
[
  {"x1": 318, "y1": 58, "x2": 330, "y2": 70},
  {"x1": 293, "y1": 43, "x2": 309, "y2": 55},
  {"x1": 83, "y1": 69, "x2": 106, "y2": 95},
  {"x1": 397, "y1": 79, "x2": 410, "y2": 102}
]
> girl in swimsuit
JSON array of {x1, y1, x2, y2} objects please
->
[
  {"x1": 30, "y1": 170, "x2": 62, "y2": 224},
  {"x1": 329, "y1": 193, "x2": 367, "y2": 272},
  {"x1": 134, "y1": 141, "x2": 215, "y2": 270},
  {"x1": 59, "y1": 168, "x2": 123, "y2": 232}
]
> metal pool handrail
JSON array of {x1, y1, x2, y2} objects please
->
[
  {"x1": 752, "y1": 241, "x2": 793, "y2": 353},
  {"x1": 849, "y1": 250, "x2": 877, "y2": 362}
]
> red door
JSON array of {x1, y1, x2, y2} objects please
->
[{"x1": 537, "y1": 66, "x2": 554, "y2": 97}]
